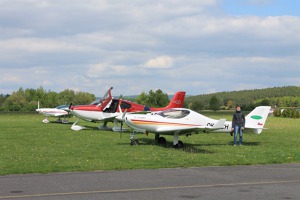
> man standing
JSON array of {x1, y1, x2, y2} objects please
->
[{"x1": 231, "y1": 105, "x2": 245, "y2": 146}]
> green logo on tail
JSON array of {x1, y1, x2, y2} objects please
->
[{"x1": 251, "y1": 115, "x2": 263, "y2": 120}]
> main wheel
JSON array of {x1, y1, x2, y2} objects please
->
[
  {"x1": 130, "y1": 139, "x2": 139, "y2": 146},
  {"x1": 157, "y1": 137, "x2": 167, "y2": 145},
  {"x1": 174, "y1": 140, "x2": 184, "y2": 148}
]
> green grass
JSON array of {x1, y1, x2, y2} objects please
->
[{"x1": 0, "y1": 112, "x2": 299, "y2": 175}]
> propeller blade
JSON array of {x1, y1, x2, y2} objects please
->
[
  {"x1": 122, "y1": 109, "x2": 127, "y2": 119},
  {"x1": 120, "y1": 122, "x2": 123, "y2": 139}
]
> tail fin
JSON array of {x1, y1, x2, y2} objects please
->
[
  {"x1": 165, "y1": 91, "x2": 186, "y2": 109},
  {"x1": 245, "y1": 106, "x2": 271, "y2": 134},
  {"x1": 149, "y1": 91, "x2": 186, "y2": 111},
  {"x1": 36, "y1": 101, "x2": 40, "y2": 112}
]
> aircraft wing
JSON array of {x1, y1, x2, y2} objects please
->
[{"x1": 53, "y1": 113, "x2": 69, "y2": 117}]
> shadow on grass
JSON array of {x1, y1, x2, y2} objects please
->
[
  {"x1": 227, "y1": 141, "x2": 261, "y2": 146},
  {"x1": 117, "y1": 137, "x2": 215, "y2": 154},
  {"x1": 49, "y1": 121, "x2": 73, "y2": 125}
]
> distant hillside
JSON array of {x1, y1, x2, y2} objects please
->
[{"x1": 185, "y1": 86, "x2": 300, "y2": 111}]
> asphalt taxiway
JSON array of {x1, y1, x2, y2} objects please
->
[{"x1": 0, "y1": 163, "x2": 299, "y2": 200}]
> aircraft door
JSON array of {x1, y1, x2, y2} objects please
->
[{"x1": 103, "y1": 99, "x2": 119, "y2": 113}]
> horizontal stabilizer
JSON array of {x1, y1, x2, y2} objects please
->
[
  {"x1": 212, "y1": 119, "x2": 226, "y2": 129},
  {"x1": 204, "y1": 119, "x2": 226, "y2": 132}
]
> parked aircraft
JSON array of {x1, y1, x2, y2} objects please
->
[
  {"x1": 122, "y1": 106, "x2": 271, "y2": 147},
  {"x1": 36, "y1": 102, "x2": 70, "y2": 123},
  {"x1": 69, "y1": 87, "x2": 186, "y2": 131}
]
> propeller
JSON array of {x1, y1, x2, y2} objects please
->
[{"x1": 116, "y1": 100, "x2": 127, "y2": 138}]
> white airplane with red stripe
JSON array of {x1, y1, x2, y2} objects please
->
[
  {"x1": 36, "y1": 102, "x2": 70, "y2": 123},
  {"x1": 122, "y1": 106, "x2": 271, "y2": 148}
]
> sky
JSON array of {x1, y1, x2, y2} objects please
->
[{"x1": 1, "y1": 0, "x2": 300, "y2": 97}]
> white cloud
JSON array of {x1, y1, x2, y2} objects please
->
[
  {"x1": 144, "y1": 56, "x2": 174, "y2": 69},
  {"x1": 0, "y1": 38, "x2": 93, "y2": 52}
]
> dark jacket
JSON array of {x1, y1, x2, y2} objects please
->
[{"x1": 232, "y1": 111, "x2": 245, "y2": 127}]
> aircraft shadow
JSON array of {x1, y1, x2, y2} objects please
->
[
  {"x1": 118, "y1": 137, "x2": 214, "y2": 154},
  {"x1": 49, "y1": 121, "x2": 73, "y2": 125}
]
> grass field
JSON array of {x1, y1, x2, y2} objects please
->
[{"x1": 0, "y1": 112, "x2": 299, "y2": 175}]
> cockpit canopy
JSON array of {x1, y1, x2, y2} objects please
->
[{"x1": 156, "y1": 109, "x2": 190, "y2": 119}]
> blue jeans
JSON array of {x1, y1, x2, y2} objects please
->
[{"x1": 234, "y1": 125, "x2": 243, "y2": 145}]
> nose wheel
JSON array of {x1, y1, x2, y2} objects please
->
[{"x1": 130, "y1": 131, "x2": 140, "y2": 146}]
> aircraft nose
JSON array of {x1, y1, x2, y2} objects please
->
[
  {"x1": 69, "y1": 109, "x2": 77, "y2": 116},
  {"x1": 124, "y1": 116, "x2": 133, "y2": 126},
  {"x1": 116, "y1": 114, "x2": 125, "y2": 122}
]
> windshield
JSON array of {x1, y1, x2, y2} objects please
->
[
  {"x1": 56, "y1": 105, "x2": 69, "y2": 109},
  {"x1": 90, "y1": 99, "x2": 101, "y2": 105},
  {"x1": 89, "y1": 87, "x2": 113, "y2": 107}
]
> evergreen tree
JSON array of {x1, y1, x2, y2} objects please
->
[{"x1": 209, "y1": 95, "x2": 220, "y2": 111}]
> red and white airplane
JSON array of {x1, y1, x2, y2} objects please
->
[{"x1": 69, "y1": 87, "x2": 186, "y2": 131}]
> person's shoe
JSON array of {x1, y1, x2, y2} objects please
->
[
  {"x1": 239, "y1": 143, "x2": 243, "y2": 146},
  {"x1": 233, "y1": 144, "x2": 236, "y2": 146}
]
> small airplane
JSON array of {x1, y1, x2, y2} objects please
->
[
  {"x1": 36, "y1": 102, "x2": 70, "y2": 123},
  {"x1": 69, "y1": 87, "x2": 186, "y2": 131},
  {"x1": 122, "y1": 106, "x2": 271, "y2": 148}
]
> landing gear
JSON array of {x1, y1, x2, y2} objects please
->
[
  {"x1": 128, "y1": 131, "x2": 185, "y2": 148},
  {"x1": 130, "y1": 131, "x2": 139, "y2": 146},
  {"x1": 112, "y1": 119, "x2": 127, "y2": 132},
  {"x1": 42, "y1": 117, "x2": 49, "y2": 123},
  {"x1": 98, "y1": 121, "x2": 112, "y2": 130},
  {"x1": 56, "y1": 117, "x2": 69, "y2": 124},
  {"x1": 174, "y1": 140, "x2": 184, "y2": 148},
  {"x1": 130, "y1": 139, "x2": 139, "y2": 146},
  {"x1": 155, "y1": 134, "x2": 167, "y2": 145},
  {"x1": 173, "y1": 132, "x2": 184, "y2": 148},
  {"x1": 61, "y1": 119, "x2": 69, "y2": 124},
  {"x1": 71, "y1": 119, "x2": 85, "y2": 131},
  {"x1": 157, "y1": 137, "x2": 167, "y2": 145}
]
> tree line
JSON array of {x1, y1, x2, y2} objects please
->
[
  {"x1": 0, "y1": 87, "x2": 95, "y2": 111},
  {"x1": 185, "y1": 86, "x2": 300, "y2": 111},
  {"x1": 1, "y1": 86, "x2": 300, "y2": 112},
  {"x1": 0, "y1": 88, "x2": 170, "y2": 112}
]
